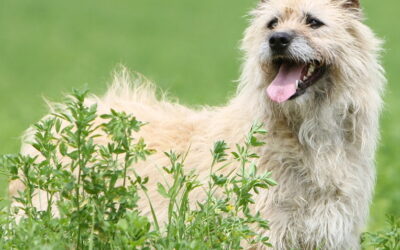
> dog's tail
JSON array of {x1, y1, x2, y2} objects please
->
[
  {"x1": 102, "y1": 65, "x2": 162, "y2": 106},
  {"x1": 97, "y1": 65, "x2": 195, "y2": 119}
]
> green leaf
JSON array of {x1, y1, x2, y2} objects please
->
[
  {"x1": 157, "y1": 183, "x2": 170, "y2": 198},
  {"x1": 59, "y1": 142, "x2": 68, "y2": 156}
]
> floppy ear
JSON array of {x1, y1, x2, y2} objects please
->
[{"x1": 343, "y1": 0, "x2": 360, "y2": 8}]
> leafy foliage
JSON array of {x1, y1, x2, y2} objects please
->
[
  {"x1": 0, "y1": 89, "x2": 276, "y2": 249},
  {"x1": 362, "y1": 215, "x2": 400, "y2": 250}
]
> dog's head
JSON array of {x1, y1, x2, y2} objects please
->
[{"x1": 243, "y1": 0, "x2": 370, "y2": 104}]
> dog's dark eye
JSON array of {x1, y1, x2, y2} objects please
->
[
  {"x1": 267, "y1": 18, "x2": 279, "y2": 29},
  {"x1": 306, "y1": 16, "x2": 324, "y2": 29}
]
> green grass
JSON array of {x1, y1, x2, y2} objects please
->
[{"x1": 0, "y1": 0, "x2": 399, "y2": 232}]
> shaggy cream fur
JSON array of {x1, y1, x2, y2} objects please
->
[{"x1": 9, "y1": 0, "x2": 385, "y2": 249}]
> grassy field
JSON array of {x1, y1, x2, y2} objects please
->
[{"x1": 0, "y1": 0, "x2": 398, "y2": 231}]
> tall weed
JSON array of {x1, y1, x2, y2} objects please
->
[{"x1": 0, "y1": 89, "x2": 276, "y2": 249}]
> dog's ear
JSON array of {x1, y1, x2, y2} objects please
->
[{"x1": 343, "y1": 0, "x2": 360, "y2": 9}]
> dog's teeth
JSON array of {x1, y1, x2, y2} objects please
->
[
  {"x1": 309, "y1": 65, "x2": 315, "y2": 74},
  {"x1": 296, "y1": 80, "x2": 304, "y2": 89}
]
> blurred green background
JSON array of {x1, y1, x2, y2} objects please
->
[{"x1": 0, "y1": 0, "x2": 398, "y2": 231}]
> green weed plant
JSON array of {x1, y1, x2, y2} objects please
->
[
  {"x1": 362, "y1": 215, "x2": 400, "y2": 250},
  {"x1": 0, "y1": 89, "x2": 276, "y2": 249}
]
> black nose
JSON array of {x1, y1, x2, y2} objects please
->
[{"x1": 269, "y1": 32, "x2": 294, "y2": 52}]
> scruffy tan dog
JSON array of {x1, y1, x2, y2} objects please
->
[{"x1": 10, "y1": 0, "x2": 385, "y2": 249}]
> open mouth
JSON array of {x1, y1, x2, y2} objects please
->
[{"x1": 266, "y1": 58, "x2": 326, "y2": 103}]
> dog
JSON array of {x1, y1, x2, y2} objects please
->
[{"x1": 9, "y1": 0, "x2": 385, "y2": 249}]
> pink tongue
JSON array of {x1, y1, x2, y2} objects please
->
[{"x1": 267, "y1": 63, "x2": 305, "y2": 103}]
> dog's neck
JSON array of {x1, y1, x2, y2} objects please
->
[
  {"x1": 232, "y1": 70, "x2": 354, "y2": 152},
  {"x1": 229, "y1": 48, "x2": 384, "y2": 159}
]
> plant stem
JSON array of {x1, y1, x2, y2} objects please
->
[{"x1": 122, "y1": 152, "x2": 130, "y2": 187}]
